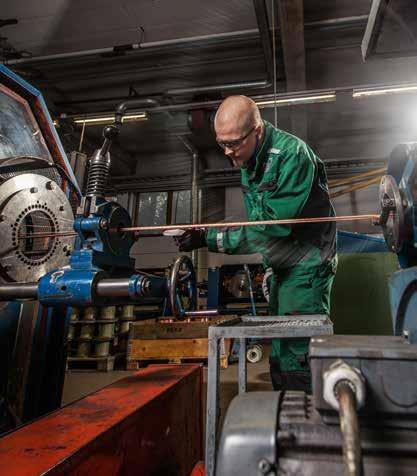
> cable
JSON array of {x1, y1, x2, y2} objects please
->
[{"x1": 271, "y1": 0, "x2": 277, "y2": 127}]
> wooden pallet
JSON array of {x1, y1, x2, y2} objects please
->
[
  {"x1": 126, "y1": 315, "x2": 234, "y2": 370},
  {"x1": 66, "y1": 355, "x2": 118, "y2": 372}
]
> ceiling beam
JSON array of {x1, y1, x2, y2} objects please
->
[
  {"x1": 277, "y1": 0, "x2": 306, "y2": 90},
  {"x1": 277, "y1": 0, "x2": 307, "y2": 139}
]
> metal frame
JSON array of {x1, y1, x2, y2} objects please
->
[
  {"x1": 361, "y1": 0, "x2": 417, "y2": 61},
  {"x1": 361, "y1": 0, "x2": 386, "y2": 61},
  {"x1": 205, "y1": 314, "x2": 333, "y2": 476}
]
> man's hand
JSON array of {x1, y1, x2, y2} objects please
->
[{"x1": 175, "y1": 229, "x2": 207, "y2": 252}]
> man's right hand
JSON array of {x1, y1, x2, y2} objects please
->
[{"x1": 175, "y1": 229, "x2": 207, "y2": 252}]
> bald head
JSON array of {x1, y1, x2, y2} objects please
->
[
  {"x1": 214, "y1": 95, "x2": 264, "y2": 169},
  {"x1": 214, "y1": 95, "x2": 262, "y2": 134}
]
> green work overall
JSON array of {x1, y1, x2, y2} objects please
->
[{"x1": 206, "y1": 121, "x2": 337, "y2": 390}]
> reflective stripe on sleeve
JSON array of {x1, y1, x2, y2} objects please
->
[{"x1": 216, "y1": 232, "x2": 225, "y2": 253}]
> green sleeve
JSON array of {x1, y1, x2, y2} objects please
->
[{"x1": 206, "y1": 146, "x2": 316, "y2": 254}]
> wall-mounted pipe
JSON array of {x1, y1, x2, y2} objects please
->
[
  {"x1": 177, "y1": 136, "x2": 200, "y2": 269},
  {"x1": 336, "y1": 381, "x2": 364, "y2": 476}
]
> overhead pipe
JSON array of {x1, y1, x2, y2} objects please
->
[
  {"x1": 5, "y1": 14, "x2": 368, "y2": 67},
  {"x1": 53, "y1": 0, "x2": 269, "y2": 101},
  {"x1": 5, "y1": 29, "x2": 260, "y2": 66},
  {"x1": 8, "y1": 0, "x2": 275, "y2": 97}
]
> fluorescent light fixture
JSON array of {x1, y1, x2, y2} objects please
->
[
  {"x1": 73, "y1": 112, "x2": 147, "y2": 126},
  {"x1": 353, "y1": 85, "x2": 417, "y2": 98},
  {"x1": 256, "y1": 93, "x2": 336, "y2": 107}
]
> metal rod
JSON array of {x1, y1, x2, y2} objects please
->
[
  {"x1": 329, "y1": 167, "x2": 387, "y2": 187},
  {"x1": 184, "y1": 310, "x2": 219, "y2": 317},
  {"x1": 95, "y1": 279, "x2": 131, "y2": 297},
  {"x1": 0, "y1": 283, "x2": 38, "y2": 300},
  {"x1": 244, "y1": 264, "x2": 257, "y2": 316},
  {"x1": 18, "y1": 213, "x2": 380, "y2": 239},
  {"x1": 119, "y1": 214, "x2": 380, "y2": 232},
  {"x1": 337, "y1": 381, "x2": 363, "y2": 476},
  {"x1": 238, "y1": 337, "x2": 248, "y2": 394},
  {"x1": 330, "y1": 177, "x2": 382, "y2": 199}
]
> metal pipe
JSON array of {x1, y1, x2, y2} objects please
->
[
  {"x1": 5, "y1": 30, "x2": 260, "y2": 66},
  {"x1": 184, "y1": 310, "x2": 219, "y2": 317},
  {"x1": 6, "y1": 15, "x2": 368, "y2": 67},
  {"x1": 166, "y1": 80, "x2": 270, "y2": 96},
  {"x1": 177, "y1": 136, "x2": 200, "y2": 269},
  {"x1": 95, "y1": 279, "x2": 131, "y2": 297},
  {"x1": 191, "y1": 149, "x2": 199, "y2": 269},
  {"x1": 114, "y1": 98, "x2": 164, "y2": 124},
  {"x1": 0, "y1": 283, "x2": 38, "y2": 300},
  {"x1": 138, "y1": 29, "x2": 259, "y2": 49},
  {"x1": 336, "y1": 381, "x2": 363, "y2": 476},
  {"x1": 60, "y1": 76, "x2": 417, "y2": 113}
]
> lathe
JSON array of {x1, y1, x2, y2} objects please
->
[{"x1": 0, "y1": 64, "x2": 200, "y2": 431}]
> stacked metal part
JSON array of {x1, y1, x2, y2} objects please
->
[
  {"x1": 118, "y1": 305, "x2": 135, "y2": 352},
  {"x1": 67, "y1": 306, "x2": 118, "y2": 359}
]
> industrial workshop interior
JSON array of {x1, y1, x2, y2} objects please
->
[{"x1": 2, "y1": 0, "x2": 417, "y2": 474}]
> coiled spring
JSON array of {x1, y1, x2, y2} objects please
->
[{"x1": 85, "y1": 153, "x2": 111, "y2": 198}]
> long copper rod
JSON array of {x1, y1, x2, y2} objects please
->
[
  {"x1": 18, "y1": 214, "x2": 380, "y2": 239},
  {"x1": 118, "y1": 214, "x2": 380, "y2": 233}
]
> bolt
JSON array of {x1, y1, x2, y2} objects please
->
[
  {"x1": 30, "y1": 187, "x2": 38, "y2": 194},
  {"x1": 258, "y1": 458, "x2": 273, "y2": 475},
  {"x1": 100, "y1": 218, "x2": 108, "y2": 229},
  {"x1": 45, "y1": 181, "x2": 55, "y2": 191}
]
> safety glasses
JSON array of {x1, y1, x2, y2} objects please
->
[{"x1": 217, "y1": 125, "x2": 256, "y2": 150}]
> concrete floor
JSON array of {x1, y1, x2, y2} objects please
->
[{"x1": 62, "y1": 345, "x2": 273, "y2": 425}]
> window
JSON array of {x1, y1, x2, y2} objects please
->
[
  {"x1": 137, "y1": 192, "x2": 168, "y2": 227},
  {"x1": 0, "y1": 84, "x2": 52, "y2": 161},
  {"x1": 136, "y1": 190, "x2": 191, "y2": 232},
  {"x1": 172, "y1": 190, "x2": 191, "y2": 224}
]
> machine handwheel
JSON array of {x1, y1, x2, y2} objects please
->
[
  {"x1": 379, "y1": 175, "x2": 406, "y2": 253},
  {"x1": 169, "y1": 255, "x2": 197, "y2": 320}
]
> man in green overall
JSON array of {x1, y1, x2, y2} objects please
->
[{"x1": 177, "y1": 95, "x2": 337, "y2": 392}]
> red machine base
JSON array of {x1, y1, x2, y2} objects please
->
[{"x1": 0, "y1": 364, "x2": 203, "y2": 475}]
